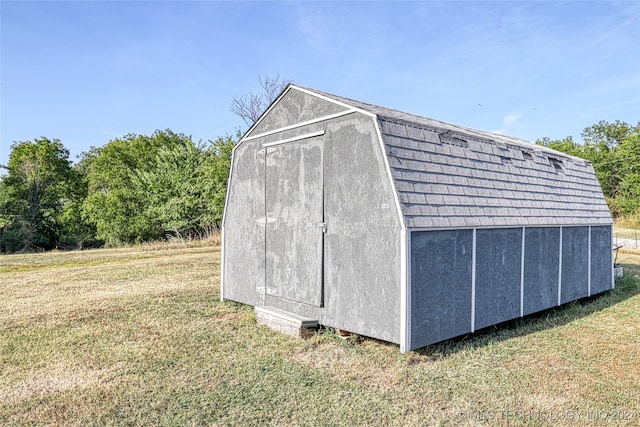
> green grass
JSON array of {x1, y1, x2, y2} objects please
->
[{"x1": 1, "y1": 244, "x2": 639, "y2": 426}]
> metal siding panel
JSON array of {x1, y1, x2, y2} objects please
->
[
  {"x1": 474, "y1": 228, "x2": 522, "y2": 329},
  {"x1": 590, "y1": 225, "x2": 614, "y2": 294},
  {"x1": 523, "y1": 227, "x2": 561, "y2": 315},
  {"x1": 410, "y1": 230, "x2": 473, "y2": 349},
  {"x1": 560, "y1": 226, "x2": 590, "y2": 304}
]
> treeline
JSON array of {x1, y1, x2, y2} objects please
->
[
  {"x1": 0, "y1": 130, "x2": 235, "y2": 252},
  {"x1": 1, "y1": 118, "x2": 638, "y2": 253},
  {"x1": 536, "y1": 120, "x2": 640, "y2": 223}
]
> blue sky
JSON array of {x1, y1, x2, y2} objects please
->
[{"x1": 1, "y1": 1, "x2": 639, "y2": 169}]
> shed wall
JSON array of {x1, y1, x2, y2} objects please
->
[
  {"x1": 591, "y1": 226, "x2": 613, "y2": 295},
  {"x1": 223, "y1": 91, "x2": 402, "y2": 344},
  {"x1": 475, "y1": 228, "x2": 522, "y2": 330},
  {"x1": 409, "y1": 225, "x2": 612, "y2": 350},
  {"x1": 321, "y1": 114, "x2": 402, "y2": 342},
  {"x1": 410, "y1": 230, "x2": 473, "y2": 349},
  {"x1": 561, "y1": 227, "x2": 590, "y2": 304},
  {"x1": 222, "y1": 139, "x2": 265, "y2": 307},
  {"x1": 258, "y1": 113, "x2": 403, "y2": 343},
  {"x1": 251, "y1": 89, "x2": 349, "y2": 136},
  {"x1": 523, "y1": 227, "x2": 560, "y2": 315},
  {"x1": 224, "y1": 85, "x2": 614, "y2": 352}
]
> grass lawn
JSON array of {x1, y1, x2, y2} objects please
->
[
  {"x1": 1, "y1": 242, "x2": 639, "y2": 426},
  {"x1": 614, "y1": 226, "x2": 640, "y2": 243}
]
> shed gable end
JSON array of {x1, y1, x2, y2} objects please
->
[{"x1": 247, "y1": 88, "x2": 350, "y2": 138}]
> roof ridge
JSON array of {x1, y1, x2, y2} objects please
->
[{"x1": 292, "y1": 84, "x2": 587, "y2": 164}]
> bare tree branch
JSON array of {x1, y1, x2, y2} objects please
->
[{"x1": 230, "y1": 74, "x2": 292, "y2": 127}]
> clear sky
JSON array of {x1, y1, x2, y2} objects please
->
[{"x1": 1, "y1": 0, "x2": 639, "y2": 169}]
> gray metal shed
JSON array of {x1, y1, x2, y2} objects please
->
[{"x1": 221, "y1": 84, "x2": 613, "y2": 352}]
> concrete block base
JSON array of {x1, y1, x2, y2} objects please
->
[
  {"x1": 255, "y1": 306, "x2": 318, "y2": 339},
  {"x1": 614, "y1": 266, "x2": 624, "y2": 278},
  {"x1": 335, "y1": 329, "x2": 354, "y2": 340}
]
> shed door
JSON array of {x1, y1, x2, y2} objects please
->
[{"x1": 264, "y1": 135, "x2": 324, "y2": 306}]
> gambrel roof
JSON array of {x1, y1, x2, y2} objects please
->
[
  {"x1": 247, "y1": 85, "x2": 612, "y2": 229},
  {"x1": 303, "y1": 86, "x2": 612, "y2": 228}
]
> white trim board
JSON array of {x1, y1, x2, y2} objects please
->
[
  {"x1": 520, "y1": 227, "x2": 525, "y2": 317},
  {"x1": 471, "y1": 228, "x2": 477, "y2": 333},
  {"x1": 400, "y1": 228, "x2": 410, "y2": 353},
  {"x1": 292, "y1": 85, "x2": 378, "y2": 120},
  {"x1": 245, "y1": 111, "x2": 354, "y2": 142},
  {"x1": 373, "y1": 117, "x2": 406, "y2": 229},
  {"x1": 220, "y1": 225, "x2": 225, "y2": 302},
  {"x1": 262, "y1": 131, "x2": 325, "y2": 147},
  {"x1": 611, "y1": 224, "x2": 615, "y2": 289},
  {"x1": 588, "y1": 225, "x2": 592, "y2": 297},
  {"x1": 558, "y1": 226, "x2": 563, "y2": 306},
  {"x1": 242, "y1": 85, "x2": 295, "y2": 142},
  {"x1": 408, "y1": 223, "x2": 612, "y2": 233}
]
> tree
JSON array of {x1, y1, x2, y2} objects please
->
[
  {"x1": 1, "y1": 128, "x2": 238, "y2": 251},
  {"x1": 535, "y1": 136, "x2": 584, "y2": 158},
  {"x1": 0, "y1": 180, "x2": 10, "y2": 253},
  {"x1": 580, "y1": 120, "x2": 639, "y2": 202},
  {"x1": 57, "y1": 163, "x2": 99, "y2": 249},
  {"x1": 81, "y1": 130, "x2": 191, "y2": 245},
  {"x1": 131, "y1": 133, "x2": 236, "y2": 239},
  {"x1": 0, "y1": 138, "x2": 82, "y2": 251},
  {"x1": 537, "y1": 120, "x2": 640, "y2": 219},
  {"x1": 230, "y1": 74, "x2": 291, "y2": 127},
  {"x1": 201, "y1": 133, "x2": 236, "y2": 226},
  {"x1": 80, "y1": 129, "x2": 235, "y2": 245},
  {"x1": 610, "y1": 130, "x2": 640, "y2": 216}
]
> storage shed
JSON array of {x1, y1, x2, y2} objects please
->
[{"x1": 221, "y1": 84, "x2": 613, "y2": 352}]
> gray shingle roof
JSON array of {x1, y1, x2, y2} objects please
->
[{"x1": 306, "y1": 87, "x2": 613, "y2": 228}]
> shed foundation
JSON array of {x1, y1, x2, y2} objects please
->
[{"x1": 255, "y1": 306, "x2": 319, "y2": 339}]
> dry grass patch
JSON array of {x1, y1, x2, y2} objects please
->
[
  {"x1": 614, "y1": 225, "x2": 640, "y2": 241},
  {"x1": 291, "y1": 340, "x2": 403, "y2": 392},
  {"x1": 0, "y1": 246, "x2": 216, "y2": 325},
  {"x1": 1, "y1": 245, "x2": 639, "y2": 426},
  {"x1": 1, "y1": 363, "x2": 122, "y2": 405}
]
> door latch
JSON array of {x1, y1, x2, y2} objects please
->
[{"x1": 317, "y1": 222, "x2": 327, "y2": 233}]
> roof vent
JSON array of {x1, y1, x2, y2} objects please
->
[
  {"x1": 549, "y1": 157, "x2": 564, "y2": 172},
  {"x1": 438, "y1": 131, "x2": 468, "y2": 148}
]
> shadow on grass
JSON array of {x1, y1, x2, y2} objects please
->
[
  {"x1": 311, "y1": 267, "x2": 640, "y2": 357},
  {"x1": 237, "y1": 262, "x2": 640, "y2": 359},
  {"x1": 408, "y1": 272, "x2": 640, "y2": 359}
]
